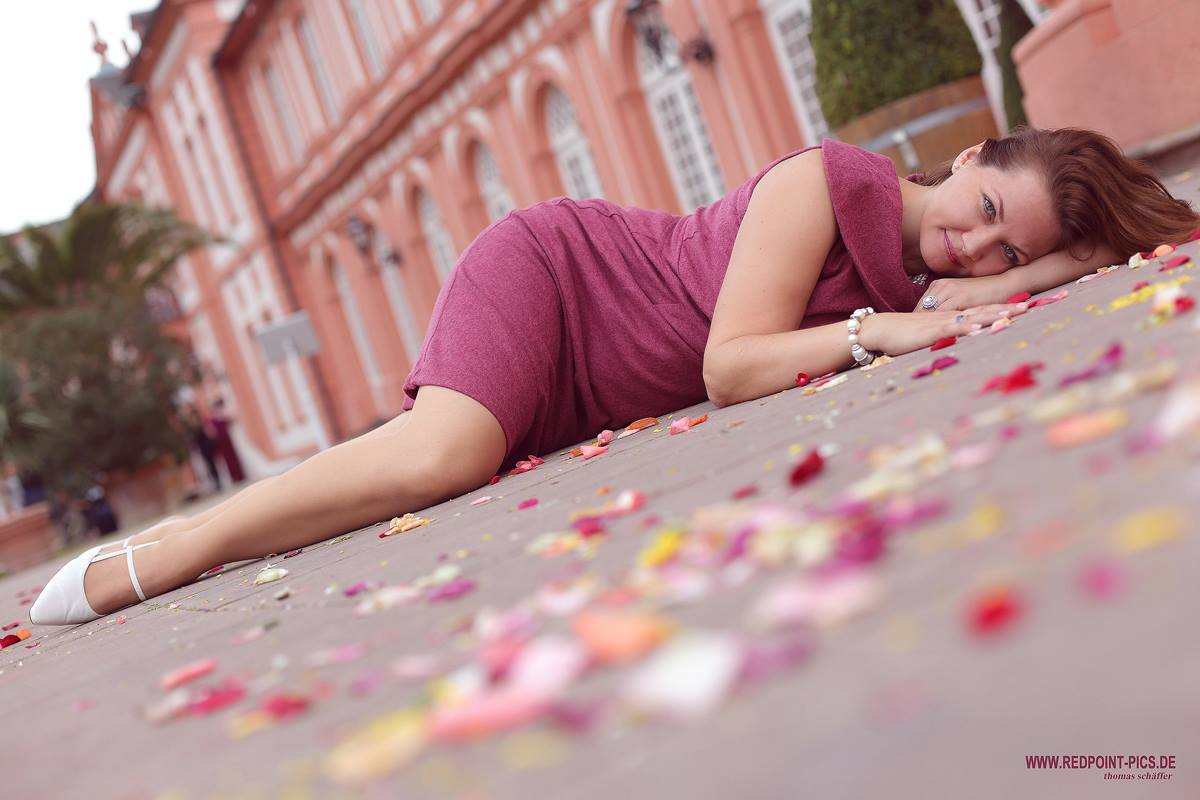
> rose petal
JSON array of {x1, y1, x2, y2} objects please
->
[
  {"x1": 965, "y1": 585, "x2": 1024, "y2": 638},
  {"x1": 570, "y1": 609, "x2": 674, "y2": 665},
  {"x1": 428, "y1": 579, "x2": 476, "y2": 602},
  {"x1": 788, "y1": 450, "x2": 824, "y2": 487},
  {"x1": 621, "y1": 632, "x2": 742, "y2": 719},
  {"x1": 930, "y1": 337, "x2": 957, "y2": 351}
]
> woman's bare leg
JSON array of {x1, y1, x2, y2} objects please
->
[
  {"x1": 82, "y1": 389, "x2": 506, "y2": 615},
  {"x1": 101, "y1": 411, "x2": 417, "y2": 548}
]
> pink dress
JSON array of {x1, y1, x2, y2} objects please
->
[{"x1": 402, "y1": 140, "x2": 928, "y2": 470}]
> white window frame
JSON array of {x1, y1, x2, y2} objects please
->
[
  {"x1": 633, "y1": 12, "x2": 724, "y2": 210},
  {"x1": 761, "y1": 0, "x2": 832, "y2": 146},
  {"x1": 263, "y1": 61, "x2": 303, "y2": 161},
  {"x1": 331, "y1": 256, "x2": 388, "y2": 413},
  {"x1": 544, "y1": 86, "x2": 604, "y2": 199},
  {"x1": 373, "y1": 233, "x2": 423, "y2": 363},
  {"x1": 347, "y1": 0, "x2": 385, "y2": 78},
  {"x1": 473, "y1": 143, "x2": 515, "y2": 222},
  {"x1": 417, "y1": 190, "x2": 458, "y2": 281},
  {"x1": 297, "y1": 14, "x2": 341, "y2": 125},
  {"x1": 416, "y1": 0, "x2": 442, "y2": 24}
]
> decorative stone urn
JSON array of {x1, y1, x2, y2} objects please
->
[
  {"x1": 1013, "y1": 0, "x2": 1200, "y2": 155},
  {"x1": 0, "y1": 503, "x2": 56, "y2": 574},
  {"x1": 834, "y1": 75, "x2": 1000, "y2": 175}
]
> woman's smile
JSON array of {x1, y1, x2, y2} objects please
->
[{"x1": 943, "y1": 229, "x2": 962, "y2": 269}]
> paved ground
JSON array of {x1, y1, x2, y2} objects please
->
[{"x1": 4, "y1": 162, "x2": 1200, "y2": 800}]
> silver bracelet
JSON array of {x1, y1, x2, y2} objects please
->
[{"x1": 847, "y1": 307, "x2": 877, "y2": 367}]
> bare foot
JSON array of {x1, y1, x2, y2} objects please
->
[{"x1": 81, "y1": 516, "x2": 193, "y2": 615}]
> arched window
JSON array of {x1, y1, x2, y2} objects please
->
[
  {"x1": 761, "y1": 0, "x2": 832, "y2": 146},
  {"x1": 330, "y1": 256, "x2": 384, "y2": 396},
  {"x1": 633, "y1": 11, "x2": 724, "y2": 211},
  {"x1": 417, "y1": 189, "x2": 457, "y2": 281},
  {"x1": 473, "y1": 142, "x2": 515, "y2": 222},
  {"x1": 543, "y1": 86, "x2": 605, "y2": 199},
  {"x1": 371, "y1": 228, "x2": 423, "y2": 363}
]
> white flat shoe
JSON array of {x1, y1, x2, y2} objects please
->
[{"x1": 29, "y1": 535, "x2": 160, "y2": 626}]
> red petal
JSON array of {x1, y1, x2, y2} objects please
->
[
  {"x1": 795, "y1": 372, "x2": 810, "y2": 387},
  {"x1": 1005, "y1": 292, "x2": 1032, "y2": 304},
  {"x1": 732, "y1": 485, "x2": 758, "y2": 499},
  {"x1": 261, "y1": 693, "x2": 310, "y2": 720},
  {"x1": 572, "y1": 518, "x2": 606, "y2": 538},
  {"x1": 981, "y1": 362, "x2": 1043, "y2": 395},
  {"x1": 966, "y1": 586, "x2": 1024, "y2": 637},
  {"x1": 1175, "y1": 296, "x2": 1196, "y2": 313},
  {"x1": 1132, "y1": 281, "x2": 1150, "y2": 291},
  {"x1": 930, "y1": 337, "x2": 957, "y2": 351},
  {"x1": 788, "y1": 450, "x2": 825, "y2": 488}
]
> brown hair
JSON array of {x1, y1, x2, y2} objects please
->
[{"x1": 918, "y1": 127, "x2": 1199, "y2": 259}]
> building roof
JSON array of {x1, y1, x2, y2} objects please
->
[{"x1": 90, "y1": 66, "x2": 144, "y2": 108}]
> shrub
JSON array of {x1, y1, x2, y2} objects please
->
[{"x1": 811, "y1": 0, "x2": 983, "y2": 129}]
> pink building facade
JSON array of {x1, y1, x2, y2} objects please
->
[
  {"x1": 89, "y1": 0, "x2": 1107, "y2": 477},
  {"x1": 90, "y1": 0, "x2": 854, "y2": 475}
]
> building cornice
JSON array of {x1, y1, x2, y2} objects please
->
[{"x1": 237, "y1": 0, "x2": 555, "y2": 243}]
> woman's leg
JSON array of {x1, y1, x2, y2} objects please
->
[
  {"x1": 111, "y1": 411, "x2": 417, "y2": 547},
  {"x1": 81, "y1": 388, "x2": 506, "y2": 615}
]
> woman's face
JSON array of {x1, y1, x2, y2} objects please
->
[{"x1": 921, "y1": 160, "x2": 1061, "y2": 277}]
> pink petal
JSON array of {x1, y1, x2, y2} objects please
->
[
  {"x1": 428, "y1": 578, "x2": 476, "y2": 602},
  {"x1": 429, "y1": 689, "x2": 550, "y2": 743},
  {"x1": 161, "y1": 658, "x2": 218, "y2": 691}
]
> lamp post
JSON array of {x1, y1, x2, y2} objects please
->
[
  {"x1": 625, "y1": 0, "x2": 715, "y2": 66},
  {"x1": 346, "y1": 215, "x2": 372, "y2": 258}
]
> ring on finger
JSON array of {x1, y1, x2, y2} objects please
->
[
  {"x1": 954, "y1": 313, "x2": 966, "y2": 324},
  {"x1": 921, "y1": 295, "x2": 939, "y2": 310}
]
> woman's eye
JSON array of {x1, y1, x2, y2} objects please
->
[
  {"x1": 1002, "y1": 243, "x2": 1017, "y2": 264},
  {"x1": 983, "y1": 195, "x2": 996, "y2": 217}
]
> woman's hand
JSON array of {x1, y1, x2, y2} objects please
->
[
  {"x1": 860, "y1": 303, "x2": 1028, "y2": 356},
  {"x1": 913, "y1": 274, "x2": 1016, "y2": 313}
]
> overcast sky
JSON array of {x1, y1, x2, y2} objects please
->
[{"x1": 0, "y1": 0, "x2": 154, "y2": 232}]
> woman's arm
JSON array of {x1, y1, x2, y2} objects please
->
[
  {"x1": 704, "y1": 149, "x2": 1029, "y2": 406},
  {"x1": 704, "y1": 150, "x2": 834, "y2": 406},
  {"x1": 1003, "y1": 244, "x2": 1122, "y2": 294},
  {"x1": 707, "y1": 308, "x2": 1022, "y2": 407},
  {"x1": 915, "y1": 245, "x2": 1122, "y2": 312}
]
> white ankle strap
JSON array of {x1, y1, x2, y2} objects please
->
[{"x1": 91, "y1": 541, "x2": 159, "y2": 602}]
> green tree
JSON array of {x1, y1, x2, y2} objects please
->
[
  {"x1": 0, "y1": 359, "x2": 50, "y2": 468},
  {"x1": 0, "y1": 202, "x2": 208, "y2": 314},
  {"x1": 811, "y1": 0, "x2": 983, "y2": 129},
  {"x1": 0, "y1": 202, "x2": 209, "y2": 498}
]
